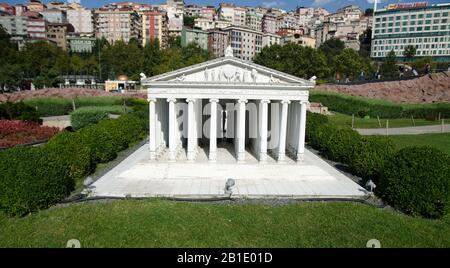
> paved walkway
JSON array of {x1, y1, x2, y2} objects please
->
[
  {"x1": 356, "y1": 124, "x2": 450, "y2": 136},
  {"x1": 41, "y1": 115, "x2": 71, "y2": 130},
  {"x1": 89, "y1": 143, "x2": 367, "y2": 199}
]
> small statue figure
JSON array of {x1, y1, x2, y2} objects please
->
[{"x1": 251, "y1": 69, "x2": 258, "y2": 82}]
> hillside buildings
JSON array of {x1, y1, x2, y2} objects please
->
[{"x1": 4, "y1": 1, "x2": 446, "y2": 63}]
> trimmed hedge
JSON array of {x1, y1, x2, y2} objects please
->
[
  {"x1": 311, "y1": 123, "x2": 361, "y2": 164},
  {"x1": 378, "y1": 147, "x2": 450, "y2": 218},
  {"x1": 305, "y1": 111, "x2": 329, "y2": 142},
  {"x1": 304, "y1": 111, "x2": 450, "y2": 218},
  {"x1": 310, "y1": 91, "x2": 450, "y2": 119},
  {"x1": 350, "y1": 136, "x2": 396, "y2": 182},
  {"x1": 46, "y1": 132, "x2": 93, "y2": 179},
  {"x1": 0, "y1": 107, "x2": 148, "y2": 216},
  {"x1": 0, "y1": 146, "x2": 74, "y2": 216}
]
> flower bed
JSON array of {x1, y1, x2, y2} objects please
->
[{"x1": 0, "y1": 120, "x2": 60, "y2": 149}]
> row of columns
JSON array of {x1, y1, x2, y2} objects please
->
[{"x1": 148, "y1": 98, "x2": 308, "y2": 163}]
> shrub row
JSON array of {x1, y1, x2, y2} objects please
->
[
  {"x1": 70, "y1": 105, "x2": 131, "y2": 130},
  {"x1": 310, "y1": 91, "x2": 450, "y2": 119},
  {"x1": 0, "y1": 101, "x2": 41, "y2": 123},
  {"x1": 306, "y1": 112, "x2": 450, "y2": 218},
  {"x1": 23, "y1": 96, "x2": 130, "y2": 117},
  {"x1": 0, "y1": 110, "x2": 148, "y2": 216}
]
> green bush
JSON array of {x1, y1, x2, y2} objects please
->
[
  {"x1": 378, "y1": 147, "x2": 450, "y2": 218},
  {"x1": 0, "y1": 101, "x2": 41, "y2": 122},
  {"x1": 0, "y1": 146, "x2": 74, "y2": 216},
  {"x1": 350, "y1": 136, "x2": 396, "y2": 182},
  {"x1": 305, "y1": 112, "x2": 329, "y2": 142},
  {"x1": 46, "y1": 131, "x2": 93, "y2": 179},
  {"x1": 309, "y1": 123, "x2": 361, "y2": 164},
  {"x1": 78, "y1": 124, "x2": 117, "y2": 163}
]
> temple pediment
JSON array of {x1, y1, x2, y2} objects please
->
[{"x1": 142, "y1": 56, "x2": 314, "y2": 86}]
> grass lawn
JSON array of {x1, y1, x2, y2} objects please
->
[
  {"x1": 328, "y1": 113, "x2": 443, "y2": 129},
  {"x1": 1, "y1": 200, "x2": 449, "y2": 248},
  {"x1": 389, "y1": 133, "x2": 450, "y2": 155}
]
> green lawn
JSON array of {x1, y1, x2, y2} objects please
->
[
  {"x1": 328, "y1": 113, "x2": 443, "y2": 129},
  {"x1": 389, "y1": 133, "x2": 450, "y2": 155},
  {"x1": 1, "y1": 200, "x2": 449, "y2": 248}
]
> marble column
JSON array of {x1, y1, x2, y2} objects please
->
[
  {"x1": 297, "y1": 101, "x2": 308, "y2": 162},
  {"x1": 278, "y1": 100, "x2": 290, "y2": 162},
  {"x1": 187, "y1": 98, "x2": 196, "y2": 161},
  {"x1": 167, "y1": 98, "x2": 177, "y2": 162},
  {"x1": 237, "y1": 99, "x2": 248, "y2": 163},
  {"x1": 149, "y1": 98, "x2": 157, "y2": 160},
  {"x1": 259, "y1": 100, "x2": 270, "y2": 162},
  {"x1": 209, "y1": 99, "x2": 219, "y2": 162}
]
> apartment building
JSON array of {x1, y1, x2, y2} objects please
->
[
  {"x1": 225, "y1": 25, "x2": 263, "y2": 61},
  {"x1": 46, "y1": 22, "x2": 74, "y2": 50},
  {"x1": 246, "y1": 10, "x2": 263, "y2": 32},
  {"x1": 67, "y1": 8, "x2": 93, "y2": 34},
  {"x1": 281, "y1": 34, "x2": 316, "y2": 48},
  {"x1": 219, "y1": 4, "x2": 246, "y2": 27},
  {"x1": 262, "y1": 33, "x2": 281, "y2": 48},
  {"x1": 181, "y1": 27, "x2": 208, "y2": 50},
  {"x1": 67, "y1": 33, "x2": 96, "y2": 53},
  {"x1": 40, "y1": 8, "x2": 67, "y2": 23},
  {"x1": 141, "y1": 11, "x2": 168, "y2": 48},
  {"x1": 166, "y1": 0, "x2": 184, "y2": 36},
  {"x1": 94, "y1": 8, "x2": 140, "y2": 44},
  {"x1": 208, "y1": 29, "x2": 229, "y2": 57},
  {"x1": 185, "y1": 4, "x2": 216, "y2": 20},
  {"x1": 25, "y1": 11, "x2": 46, "y2": 39},
  {"x1": 0, "y1": 14, "x2": 28, "y2": 36},
  {"x1": 27, "y1": 0, "x2": 46, "y2": 12},
  {"x1": 371, "y1": 3, "x2": 450, "y2": 61},
  {"x1": 194, "y1": 17, "x2": 231, "y2": 31},
  {"x1": 262, "y1": 13, "x2": 277, "y2": 34}
]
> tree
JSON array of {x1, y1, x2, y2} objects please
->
[
  {"x1": 403, "y1": 45, "x2": 416, "y2": 62},
  {"x1": 365, "y1": 8, "x2": 374, "y2": 16},
  {"x1": 100, "y1": 40, "x2": 144, "y2": 81},
  {"x1": 380, "y1": 50, "x2": 398, "y2": 78},
  {"x1": 332, "y1": 48, "x2": 368, "y2": 80},
  {"x1": 143, "y1": 39, "x2": 163, "y2": 76},
  {"x1": 319, "y1": 38, "x2": 345, "y2": 65},
  {"x1": 183, "y1": 16, "x2": 197, "y2": 28},
  {"x1": 255, "y1": 43, "x2": 330, "y2": 79},
  {"x1": 412, "y1": 56, "x2": 435, "y2": 75},
  {"x1": 0, "y1": 64, "x2": 22, "y2": 92},
  {"x1": 359, "y1": 28, "x2": 372, "y2": 58}
]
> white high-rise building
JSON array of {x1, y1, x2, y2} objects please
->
[{"x1": 371, "y1": 2, "x2": 450, "y2": 61}]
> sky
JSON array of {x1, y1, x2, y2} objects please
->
[{"x1": 3, "y1": 0, "x2": 449, "y2": 13}]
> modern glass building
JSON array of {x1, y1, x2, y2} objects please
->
[{"x1": 371, "y1": 2, "x2": 450, "y2": 61}]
